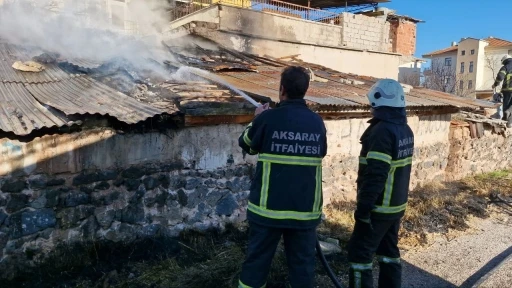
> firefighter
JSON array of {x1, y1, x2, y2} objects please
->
[
  {"x1": 237, "y1": 66, "x2": 328, "y2": 288},
  {"x1": 347, "y1": 79, "x2": 414, "y2": 288},
  {"x1": 492, "y1": 54, "x2": 512, "y2": 127}
]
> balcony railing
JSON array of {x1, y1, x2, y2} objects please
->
[{"x1": 169, "y1": 0, "x2": 341, "y2": 24}]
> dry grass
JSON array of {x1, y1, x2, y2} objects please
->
[{"x1": 320, "y1": 170, "x2": 512, "y2": 248}]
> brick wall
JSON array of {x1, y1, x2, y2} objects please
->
[
  {"x1": 388, "y1": 19, "x2": 417, "y2": 56},
  {"x1": 339, "y1": 12, "x2": 390, "y2": 52}
]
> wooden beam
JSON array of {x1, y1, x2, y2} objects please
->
[{"x1": 184, "y1": 114, "x2": 254, "y2": 126}]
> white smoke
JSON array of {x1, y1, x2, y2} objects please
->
[{"x1": 0, "y1": 0, "x2": 176, "y2": 75}]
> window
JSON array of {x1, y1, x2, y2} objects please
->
[
  {"x1": 460, "y1": 80, "x2": 464, "y2": 90},
  {"x1": 461, "y1": 50, "x2": 466, "y2": 56},
  {"x1": 471, "y1": 49, "x2": 475, "y2": 55},
  {"x1": 460, "y1": 62, "x2": 465, "y2": 73},
  {"x1": 469, "y1": 61, "x2": 474, "y2": 73},
  {"x1": 443, "y1": 76, "x2": 449, "y2": 85},
  {"x1": 468, "y1": 80, "x2": 473, "y2": 89},
  {"x1": 509, "y1": 49, "x2": 512, "y2": 55},
  {"x1": 445, "y1": 58, "x2": 452, "y2": 66}
]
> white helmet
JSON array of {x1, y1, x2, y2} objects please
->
[
  {"x1": 367, "y1": 79, "x2": 406, "y2": 108},
  {"x1": 502, "y1": 54, "x2": 512, "y2": 64}
]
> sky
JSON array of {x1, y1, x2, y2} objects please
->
[{"x1": 383, "y1": 0, "x2": 507, "y2": 58}]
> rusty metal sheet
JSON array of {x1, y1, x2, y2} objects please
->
[
  {"x1": 217, "y1": 73, "x2": 279, "y2": 101},
  {"x1": 0, "y1": 82, "x2": 71, "y2": 135},
  {"x1": 222, "y1": 71, "x2": 358, "y2": 106},
  {"x1": 0, "y1": 43, "x2": 72, "y2": 83},
  {"x1": 25, "y1": 77, "x2": 167, "y2": 124}
]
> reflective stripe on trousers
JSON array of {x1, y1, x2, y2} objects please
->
[
  {"x1": 376, "y1": 255, "x2": 401, "y2": 264},
  {"x1": 239, "y1": 280, "x2": 266, "y2": 288}
]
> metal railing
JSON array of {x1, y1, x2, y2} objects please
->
[
  {"x1": 246, "y1": 0, "x2": 340, "y2": 22},
  {"x1": 169, "y1": 0, "x2": 341, "y2": 24}
]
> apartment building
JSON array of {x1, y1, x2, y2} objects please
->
[{"x1": 423, "y1": 36, "x2": 512, "y2": 99}]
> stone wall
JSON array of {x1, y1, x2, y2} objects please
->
[
  {"x1": 0, "y1": 162, "x2": 253, "y2": 279},
  {"x1": 322, "y1": 114, "x2": 451, "y2": 203},
  {"x1": 0, "y1": 114, "x2": 453, "y2": 278},
  {"x1": 446, "y1": 123, "x2": 512, "y2": 181},
  {"x1": 339, "y1": 12, "x2": 390, "y2": 52}
]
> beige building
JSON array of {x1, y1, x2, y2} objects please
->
[{"x1": 423, "y1": 36, "x2": 512, "y2": 99}]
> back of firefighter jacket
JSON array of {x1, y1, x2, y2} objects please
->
[
  {"x1": 239, "y1": 99, "x2": 327, "y2": 229},
  {"x1": 356, "y1": 107, "x2": 414, "y2": 220}
]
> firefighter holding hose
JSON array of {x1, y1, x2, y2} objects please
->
[
  {"x1": 347, "y1": 79, "x2": 414, "y2": 288},
  {"x1": 237, "y1": 66, "x2": 328, "y2": 288}
]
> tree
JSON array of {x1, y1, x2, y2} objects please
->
[
  {"x1": 485, "y1": 54, "x2": 502, "y2": 87},
  {"x1": 423, "y1": 58, "x2": 474, "y2": 97},
  {"x1": 398, "y1": 70, "x2": 421, "y2": 87}
]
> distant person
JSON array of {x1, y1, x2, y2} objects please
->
[
  {"x1": 492, "y1": 55, "x2": 512, "y2": 128},
  {"x1": 347, "y1": 79, "x2": 414, "y2": 288},
  {"x1": 237, "y1": 66, "x2": 328, "y2": 288}
]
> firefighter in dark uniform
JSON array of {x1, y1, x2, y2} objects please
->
[
  {"x1": 492, "y1": 54, "x2": 512, "y2": 128},
  {"x1": 237, "y1": 66, "x2": 328, "y2": 288},
  {"x1": 347, "y1": 79, "x2": 414, "y2": 288}
]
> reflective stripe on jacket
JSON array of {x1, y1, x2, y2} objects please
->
[
  {"x1": 238, "y1": 99, "x2": 328, "y2": 229},
  {"x1": 355, "y1": 107, "x2": 414, "y2": 220}
]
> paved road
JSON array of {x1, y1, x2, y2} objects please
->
[{"x1": 398, "y1": 216, "x2": 512, "y2": 288}]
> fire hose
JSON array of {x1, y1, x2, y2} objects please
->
[{"x1": 316, "y1": 236, "x2": 345, "y2": 288}]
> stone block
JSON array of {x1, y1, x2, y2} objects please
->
[
  {"x1": 1, "y1": 179, "x2": 27, "y2": 193},
  {"x1": 9, "y1": 209, "x2": 56, "y2": 239},
  {"x1": 6, "y1": 194, "x2": 28, "y2": 213}
]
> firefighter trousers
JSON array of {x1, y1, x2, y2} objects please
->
[
  {"x1": 502, "y1": 91, "x2": 512, "y2": 124},
  {"x1": 239, "y1": 221, "x2": 317, "y2": 288},
  {"x1": 347, "y1": 217, "x2": 402, "y2": 288}
]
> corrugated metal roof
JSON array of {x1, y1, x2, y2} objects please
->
[
  {"x1": 64, "y1": 58, "x2": 103, "y2": 70},
  {"x1": 214, "y1": 59, "x2": 496, "y2": 110},
  {"x1": 0, "y1": 82, "x2": 71, "y2": 135},
  {"x1": 25, "y1": 77, "x2": 166, "y2": 124},
  {"x1": 0, "y1": 43, "x2": 73, "y2": 83}
]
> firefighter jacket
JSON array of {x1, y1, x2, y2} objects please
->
[
  {"x1": 355, "y1": 107, "x2": 414, "y2": 221},
  {"x1": 238, "y1": 99, "x2": 328, "y2": 229},
  {"x1": 494, "y1": 59, "x2": 512, "y2": 92}
]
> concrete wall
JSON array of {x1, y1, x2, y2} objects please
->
[
  {"x1": 169, "y1": 5, "x2": 402, "y2": 79},
  {"x1": 0, "y1": 125, "x2": 254, "y2": 177},
  {"x1": 194, "y1": 26, "x2": 400, "y2": 80},
  {"x1": 339, "y1": 12, "x2": 390, "y2": 52},
  {"x1": 219, "y1": 6, "x2": 344, "y2": 49},
  {"x1": 481, "y1": 47, "x2": 512, "y2": 91}
]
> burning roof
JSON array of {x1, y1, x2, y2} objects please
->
[{"x1": 0, "y1": 36, "x2": 497, "y2": 138}]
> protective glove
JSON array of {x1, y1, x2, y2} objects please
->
[{"x1": 354, "y1": 211, "x2": 373, "y2": 236}]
